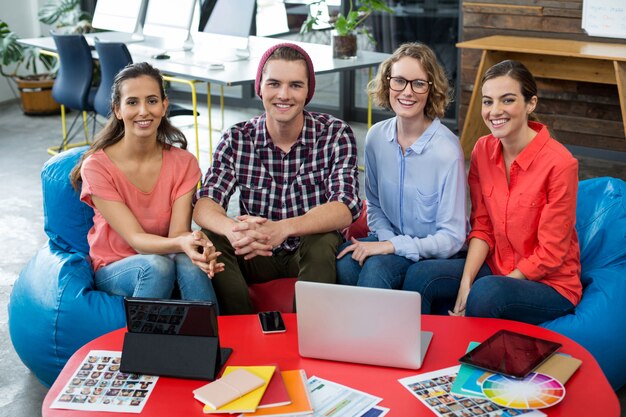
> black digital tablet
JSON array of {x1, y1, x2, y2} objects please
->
[
  {"x1": 124, "y1": 297, "x2": 218, "y2": 337},
  {"x1": 458, "y1": 329, "x2": 562, "y2": 379},
  {"x1": 122, "y1": 298, "x2": 231, "y2": 380}
]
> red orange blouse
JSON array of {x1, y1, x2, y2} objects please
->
[{"x1": 468, "y1": 122, "x2": 582, "y2": 306}]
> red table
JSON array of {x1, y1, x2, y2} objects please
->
[{"x1": 43, "y1": 314, "x2": 620, "y2": 416}]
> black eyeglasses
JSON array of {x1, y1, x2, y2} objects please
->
[{"x1": 387, "y1": 77, "x2": 432, "y2": 94}]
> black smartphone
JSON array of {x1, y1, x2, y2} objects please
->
[
  {"x1": 458, "y1": 329, "x2": 562, "y2": 379},
  {"x1": 258, "y1": 311, "x2": 286, "y2": 334}
]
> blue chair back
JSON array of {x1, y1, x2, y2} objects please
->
[
  {"x1": 575, "y1": 177, "x2": 626, "y2": 276},
  {"x1": 51, "y1": 33, "x2": 95, "y2": 111},
  {"x1": 93, "y1": 41, "x2": 133, "y2": 117},
  {"x1": 42, "y1": 147, "x2": 93, "y2": 254},
  {"x1": 92, "y1": 42, "x2": 195, "y2": 118}
]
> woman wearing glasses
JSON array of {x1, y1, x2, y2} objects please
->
[{"x1": 336, "y1": 42, "x2": 467, "y2": 289}]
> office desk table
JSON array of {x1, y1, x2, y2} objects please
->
[
  {"x1": 20, "y1": 33, "x2": 388, "y2": 89},
  {"x1": 20, "y1": 34, "x2": 388, "y2": 159},
  {"x1": 457, "y1": 35, "x2": 626, "y2": 158},
  {"x1": 42, "y1": 314, "x2": 619, "y2": 417}
]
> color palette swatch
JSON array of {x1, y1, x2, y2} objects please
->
[{"x1": 482, "y1": 372, "x2": 565, "y2": 409}]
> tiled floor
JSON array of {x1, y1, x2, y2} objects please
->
[{"x1": 0, "y1": 98, "x2": 624, "y2": 416}]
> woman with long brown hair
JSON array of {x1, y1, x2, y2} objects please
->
[{"x1": 70, "y1": 62, "x2": 222, "y2": 302}]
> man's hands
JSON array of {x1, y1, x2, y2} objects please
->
[
  {"x1": 228, "y1": 215, "x2": 290, "y2": 260},
  {"x1": 336, "y1": 237, "x2": 395, "y2": 266},
  {"x1": 181, "y1": 230, "x2": 224, "y2": 277}
]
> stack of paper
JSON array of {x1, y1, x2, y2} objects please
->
[{"x1": 245, "y1": 372, "x2": 385, "y2": 417}]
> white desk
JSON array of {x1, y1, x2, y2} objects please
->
[{"x1": 20, "y1": 33, "x2": 389, "y2": 163}]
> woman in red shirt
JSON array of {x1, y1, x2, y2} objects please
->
[{"x1": 402, "y1": 60, "x2": 582, "y2": 324}]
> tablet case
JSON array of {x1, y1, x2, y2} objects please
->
[{"x1": 120, "y1": 332, "x2": 232, "y2": 380}]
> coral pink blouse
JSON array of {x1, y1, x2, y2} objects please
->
[{"x1": 80, "y1": 147, "x2": 200, "y2": 271}]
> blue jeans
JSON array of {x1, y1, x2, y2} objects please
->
[
  {"x1": 94, "y1": 254, "x2": 218, "y2": 305},
  {"x1": 402, "y1": 257, "x2": 575, "y2": 324},
  {"x1": 336, "y1": 235, "x2": 415, "y2": 289}
]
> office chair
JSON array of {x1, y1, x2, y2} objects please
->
[
  {"x1": 93, "y1": 42, "x2": 200, "y2": 154},
  {"x1": 93, "y1": 41, "x2": 132, "y2": 118},
  {"x1": 50, "y1": 32, "x2": 97, "y2": 155},
  {"x1": 94, "y1": 41, "x2": 198, "y2": 119}
]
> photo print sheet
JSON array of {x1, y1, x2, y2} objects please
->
[
  {"x1": 398, "y1": 366, "x2": 547, "y2": 417},
  {"x1": 51, "y1": 350, "x2": 159, "y2": 413}
]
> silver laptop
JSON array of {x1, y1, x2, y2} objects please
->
[{"x1": 296, "y1": 281, "x2": 433, "y2": 369}]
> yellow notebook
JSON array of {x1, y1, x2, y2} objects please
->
[{"x1": 203, "y1": 366, "x2": 275, "y2": 414}]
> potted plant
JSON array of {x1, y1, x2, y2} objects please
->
[
  {"x1": 0, "y1": 0, "x2": 93, "y2": 115},
  {"x1": 38, "y1": 0, "x2": 93, "y2": 34},
  {"x1": 0, "y1": 19, "x2": 59, "y2": 115},
  {"x1": 300, "y1": 0, "x2": 393, "y2": 59}
]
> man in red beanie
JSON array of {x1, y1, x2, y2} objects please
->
[{"x1": 193, "y1": 43, "x2": 361, "y2": 314}]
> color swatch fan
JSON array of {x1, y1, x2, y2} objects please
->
[{"x1": 481, "y1": 372, "x2": 565, "y2": 409}]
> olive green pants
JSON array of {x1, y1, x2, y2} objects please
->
[{"x1": 204, "y1": 230, "x2": 343, "y2": 315}]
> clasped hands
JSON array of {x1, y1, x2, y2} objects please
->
[
  {"x1": 183, "y1": 230, "x2": 224, "y2": 278},
  {"x1": 228, "y1": 215, "x2": 288, "y2": 260}
]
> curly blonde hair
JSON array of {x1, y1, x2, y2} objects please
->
[{"x1": 368, "y1": 42, "x2": 452, "y2": 120}]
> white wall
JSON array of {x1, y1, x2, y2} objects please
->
[{"x1": 0, "y1": 0, "x2": 45, "y2": 103}]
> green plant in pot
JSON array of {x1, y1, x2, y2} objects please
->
[
  {"x1": 38, "y1": 0, "x2": 94, "y2": 34},
  {"x1": 0, "y1": 19, "x2": 59, "y2": 115},
  {"x1": 0, "y1": 0, "x2": 93, "y2": 115},
  {"x1": 300, "y1": 0, "x2": 393, "y2": 59}
]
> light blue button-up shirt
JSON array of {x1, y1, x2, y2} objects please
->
[{"x1": 365, "y1": 117, "x2": 468, "y2": 261}]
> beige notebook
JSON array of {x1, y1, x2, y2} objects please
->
[
  {"x1": 535, "y1": 353, "x2": 582, "y2": 385},
  {"x1": 193, "y1": 369, "x2": 265, "y2": 409}
]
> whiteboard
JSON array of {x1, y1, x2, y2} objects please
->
[{"x1": 582, "y1": 0, "x2": 626, "y2": 40}]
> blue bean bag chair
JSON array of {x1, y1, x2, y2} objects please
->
[
  {"x1": 540, "y1": 177, "x2": 626, "y2": 390},
  {"x1": 8, "y1": 147, "x2": 126, "y2": 387}
]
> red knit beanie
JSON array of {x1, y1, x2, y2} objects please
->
[{"x1": 255, "y1": 42, "x2": 316, "y2": 105}]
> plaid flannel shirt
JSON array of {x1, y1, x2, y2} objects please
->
[{"x1": 195, "y1": 111, "x2": 361, "y2": 252}]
